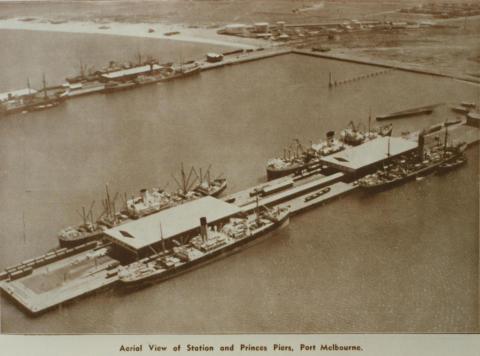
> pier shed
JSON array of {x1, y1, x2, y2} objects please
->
[
  {"x1": 105, "y1": 196, "x2": 240, "y2": 260},
  {"x1": 101, "y1": 64, "x2": 164, "y2": 82},
  {"x1": 320, "y1": 137, "x2": 418, "y2": 176}
]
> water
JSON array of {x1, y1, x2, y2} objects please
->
[{"x1": 0, "y1": 30, "x2": 478, "y2": 333}]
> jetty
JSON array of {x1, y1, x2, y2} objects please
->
[{"x1": 1, "y1": 121, "x2": 478, "y2": 315}]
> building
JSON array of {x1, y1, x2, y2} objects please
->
[
  {"x1": 253, "y1": 22, "x2": 269, "y2": 33},
  {"x1": 224, "y1": 23, "x2": 247, "y2": 35},
  {"x1": 467, "y1": 111, "x2": 480, "y2": 128},
  {"x1": 100, "y1": 64, "x2": 164, "y2": 82},
  {"x1": 104, "y1": 196, "x2": 240, "y2": 261},
  {"x1": 320, "y1": 136, "x2": 418, "y2": 176}
]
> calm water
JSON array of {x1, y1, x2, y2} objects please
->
[{"x1": 0, "y1": 30, "x2": 478, "y2": 333}]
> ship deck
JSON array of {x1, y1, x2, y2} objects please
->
[{"x1": 1, "y1": 249, "x2": 120, "y2": 315}]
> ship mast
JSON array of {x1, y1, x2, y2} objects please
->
[
  {"x1": 443, "y1": 122, "x2": 448, "y2": 157},
  {"x1": 160, "y1": 221, "x2": 165, "y2": 254},
  {"x1": 42, "y1": 73, "x2": 47, "y2": 99},
  {"x1": 368, "y1": 107, "x2": 371, "y2": 134}
]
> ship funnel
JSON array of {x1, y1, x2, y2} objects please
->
[
  {"x1": 326, "y1": 131, "x2": 335, "y2": 145},
  {"x1": 200, "y1": 217, "x2": 208, "y2": 242},
  {"x1": 418, "y1": 131, "x2": 425, "y2": 159},
  {"x1": 140, "y1": 188, "x2": 148, "y2": 202}
]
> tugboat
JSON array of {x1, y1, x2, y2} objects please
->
[
  {"x1": 359, "y1": 126, "x2": 467, "y2": 192},
  {"x1": 118, "y1": 203, "x2": 290, "y2": 289}
]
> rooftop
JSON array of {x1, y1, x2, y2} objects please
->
[
  {"x1": 101, "y1": 64, "x2": 163, "y2": 80},
  {"x1": 105, "y1": 196, "x2": 240, "y2": 251},
  {"x1": 320, "y1": 136, "x2": 418, "y2": 172}
]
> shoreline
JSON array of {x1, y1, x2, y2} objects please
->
[{"x1": 0, "y1": 17, "x2": 267, "y2": 49}]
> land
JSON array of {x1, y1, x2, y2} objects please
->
[{"x1": 0, "y1": 0, "x2": 478, "y2": 79}]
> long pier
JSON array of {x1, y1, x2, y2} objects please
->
[{"x1": 292, "y1": 49, "x2": 480, "y2": 84}]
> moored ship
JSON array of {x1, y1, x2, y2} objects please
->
[
  {"x1": 266, "y1": 123, "x2": 392, "y2": 180},
  {"x1": 117, "y1": 205, "x2": 290, "y2": 288},
  {"x1": 359, "y1": 128, "x2": 467, "y2": 192}
]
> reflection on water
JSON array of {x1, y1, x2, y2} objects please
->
[{"x1": 0, "y1": 30, "x2": 478, "y2": 333}]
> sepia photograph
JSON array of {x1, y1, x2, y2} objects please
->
[{"x1": 0, "y1": 0, "x2": 478, "y2": 342}]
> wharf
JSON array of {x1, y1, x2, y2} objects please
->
[
  {"x1": 2, "y1": 124, "x2": 478, "y2": 315},
  {"x1": 292, "y1": 49, "x2": 480, "y2": 84},
  {"x1": 224, "y1": 172, "x2": 344, "y2": 211},
  {"x1": 404, "y1": 121, "x2": 480, "y2": 147},
  {"x1": 279, "y1": 181, "x2": 357, "y2": 215},
  {"x1": 1, "y1": 246, "x2": 119, "y2": 314},
  {"x1": 200, "y1": 47, "x2": 291, "y2": 71}
]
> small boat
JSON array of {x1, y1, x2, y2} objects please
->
[
  {"x1": 164, "y1": 31, "x2": 180, "y2": 36},
  {"x1": 376, "y1": 104, "x2": 440, "y2": 121},
  {"x1": 461, "y1": 101, "x2": 476, "y2": 108},
  {"x1": 444, "y1": 118, "x2": 462, "y2": 127},
  {"x1": 450, "y1": 105, "x2": 470, "y2": 114}
]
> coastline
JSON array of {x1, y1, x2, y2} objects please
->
[{"x1": 0, "y1": 17, "x2": 267, "y2": 49}]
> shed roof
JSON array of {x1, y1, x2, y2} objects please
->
[
  {"x1": 320, "y1": 137, "x2": 418, "y2": 172},
  {"x1": 101, "y1": 64, "x2": 163, "y2": 80},
  {"x1": 105, "y1": 196, "x2": 240, "y2": 251}
]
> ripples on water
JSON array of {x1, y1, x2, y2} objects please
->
[{"x1": 0, "y1": 30, "x2": 478, "y2": 333}]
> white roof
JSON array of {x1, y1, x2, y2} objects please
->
[
  {"x1": 101, "y1": 64, "x2": 163, "y2": 79},
  {"x1": 226, "y1": 23, "x2": 246, "y2": 28},
  {"x1": 0, "y1": 88, "x2": 37, "y2": 101},
  {"x1": 320, "y1": 137, "x2": 418, "y2": 172},
  {"x1": 105, "y1": 196, "x2": 240, "y2": 251}
]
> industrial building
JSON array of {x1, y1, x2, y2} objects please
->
[{"x1": 105, "y1": 196, "x2": 241, "y2": 261}]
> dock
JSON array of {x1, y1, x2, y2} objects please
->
[
  {"x1": 1, "y1": 245, "x2": 120, "y2": 314},
  {"x1": 292, "y1": 49, "x2": 480, "y2": 84},
  {"x1": 200, "y1": 47, "x2": 291, "y2": 71},
  {"x1": 1, "y1": 123, "x2": 478, "y2": 315}
]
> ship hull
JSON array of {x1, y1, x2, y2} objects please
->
[
  {"x1": 361, "y1": 154, "x2": 462, "y2": 193},
  {"x1": 119, "y1": 213, "x2": 289, "y2": 290},
  {"x1": 58, "y1": 231, "x2": 103, "y2": 248}
]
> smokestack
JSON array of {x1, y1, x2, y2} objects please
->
[
  {"x1": 200, "y1": 217, "x2": 208, "y2": 242},
  {"x1": 140, "y1": 188, "x2": 147, "y2": 202},
  {"x1": 326, "y1": 131, "x2": 335, "y2": 145},
  {"x1": 418, "y1": 131, "x2": 425, "y2": 159}
]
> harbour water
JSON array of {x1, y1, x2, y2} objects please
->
[{"x1": 0, "y1": 29, "x2": 478, "y2": 333}]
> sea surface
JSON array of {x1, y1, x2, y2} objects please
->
[{"x1": 0, "y1": 29, "x2": 478, "y2": 333}]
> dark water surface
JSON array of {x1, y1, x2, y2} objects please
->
[{"x1": 0, "y1": 30, "x2": 478, "y2": 333}]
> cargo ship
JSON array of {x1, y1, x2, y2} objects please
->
[
  {"x1": 266, "y1": 123, "x2": 392, "y2": 180},
  {"x1": 0, "y1": 77, "x2": 65, "y2": 116},
  {"x1": 117, "y1": 205, "x2": 290, "y2": 288},
  {"x1": 359, "y1": 129, "x2": 467, "y2": 192},
  {"x1": 59, "y1": 168, "x2": 227, "y2": 247}
]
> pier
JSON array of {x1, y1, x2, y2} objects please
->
[
  {"x1": 293, "y1": 49, "x2": 480, "y2": 84},
  {"x1": 1, "y1": 121, "x2": 478, "y2": 315}
]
